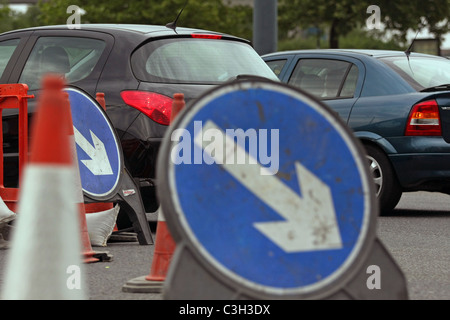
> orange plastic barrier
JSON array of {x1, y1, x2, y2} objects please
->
[{"x1": 0, "y1": 84, "x2": 34, "y2": 212}]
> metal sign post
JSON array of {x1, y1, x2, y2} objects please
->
[
  {"x1": 65, "y1": 87, "x2": 152, "y2": 245},
  {"x1": 157, "y1": 79, "x2": 408, "y2": 299}
]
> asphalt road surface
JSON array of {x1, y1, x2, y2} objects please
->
[
  {"x1": 0, "y1": 191, "x2": 448, "y2": 301},
  {"x1": 376, "y1": 191, "x2": 450, "y2": 300}
]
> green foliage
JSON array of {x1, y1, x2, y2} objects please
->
[
  {"x1": 278, "y1": 0, "x2": 450, "y2": 48},
  {"x1": 35, "y1": 0, "x2": 253, "y2": 40},
  {"x1": 340, "y1": 29, "x2": 406, "y2": 50},
  {"x1": 35, "y1": 0, "x2": 71, "y2": 26},
  {"x1": 278, "y1": 0, "x2": 369, "y2": 48},
  {"x1": 278, "y1": 37, "x2": 325, "y2": 51},
  {"x1": 0, "y1": 1, "x2": 13, "y2": 33},
  {"x1": 376, "y1": 0, "x2": 450, "y2": 42},
  {"x1": 10, "y1": 5, "x2": 41, "y2": 30},
  {"x1": 0, "y1": 0, "x2": 253, "y2": 40},
  {"x1": 278, "y1": 28, "x2": 406, "y2": 51},
  {"x1": 2, "y1": 0, "x2": 448, "y2": 52}
]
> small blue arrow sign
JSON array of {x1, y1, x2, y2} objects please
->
[
  {"x1": 161, "y1": 80, "x2": 376, "y2": 296},
  {"x1": 65, "y1": 88, "x2": 121, "y2": 199}
]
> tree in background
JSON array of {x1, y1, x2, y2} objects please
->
[
  {"x1": 278, "y1": 0, "x2": 450, "y2": 49},
  {"x1": 0, "y1": 0, "x2": 13, "y2": 32},
  {"x1": 278, "y1": 0, "x2": 368, "y2": 49},
  {"x1": 35, "y1": 0, "x2": 253, "y2": 40},
  {"x1": 3, "y1": 0, "x2": 450, "y2": 51},
  {"x1": 377, "y1": 0, "x2": 450, "y2": 45}
]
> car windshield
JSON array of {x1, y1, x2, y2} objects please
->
[
  {"x1": 131, "y1": 37, "x2": 278, "y2": 84},
  {"x1": 380, "y1": 55, "x2": 450, "y2": 91}
]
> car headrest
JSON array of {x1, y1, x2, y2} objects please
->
[{"x1": 41, "y1": 46, "x2": 70, "y2": 74}]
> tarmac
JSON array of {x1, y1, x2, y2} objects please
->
[{"x1": 0, "y1": 222, "x2": 164, "y2": 300}]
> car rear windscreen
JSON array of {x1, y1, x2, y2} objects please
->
[
  {"x1": 131, "y1": 37, "x2": 279, "y2": 84},
  {"x1": 380, "y1": 55, "x2": 450, "y2": 91}
]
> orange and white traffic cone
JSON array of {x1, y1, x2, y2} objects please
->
[
  {"x1": 1, "y1": 74, "x2": 88, "y2": 299},
  {"x1": 122, "y1": 207, "x2": 175, "y2": 293},
  {"x1": 171, "y1": 93, "x2": 185, "y2": 120},
  {"x1": 122, "y1": 93, "x2": 185, "y2": 293},
  {"x1": 144, "y1": 209, "x2": 175, "y2": 284}
]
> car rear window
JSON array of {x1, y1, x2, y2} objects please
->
[
  {"x1": 131, "y1": 38, "x2": 278, "y2": 84},
  {"x1": 380, "y1": 56, "x2": 450, "y2": 91}
]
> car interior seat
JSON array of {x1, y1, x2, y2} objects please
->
[
  {"x1": 289, "y1": 70, "x2": 305, "y2": 88},
  {"x1": 40, "y1": 46, "x2": 70, "y2": 76},
  {"x1": 324, "y1": 70, "x2": 344, "y2": 98}
]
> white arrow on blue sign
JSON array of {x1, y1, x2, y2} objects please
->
[
  {"x1": 65, "y1": 88, "x2": 121, "y2": 199},
  {"x1": 194, "y1": 120, "x2": 343, "y2": 253},
  {"x1": 161, "y1": 80, "x2": 376, "y2": 297}
]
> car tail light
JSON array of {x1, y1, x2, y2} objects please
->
[
  {"x1": 405, "y1": 100, "x2": 442, "y2": 136},
  {"x1": 121, "y1": 91, "x2": 172, "y2": 126},
  {"x1": 191, "y1": 34, "x2": 222, "y2": 39}
]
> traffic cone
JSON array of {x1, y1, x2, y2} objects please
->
[
  {"x1": 171, "y1": 93, "x2": 185, "y2": 120},
  {"x1": 1, "y1": 74, "x2": 87, "y2": 299},
  {"x1": 63, "y1": 91, "x2": 100, "y2": 264},
  {"x1": 122, "y1": 93, "x2": 184, "y2": 293},
  {"x1": 95, "y1": 92, "x2": 106, "y2": 110}
]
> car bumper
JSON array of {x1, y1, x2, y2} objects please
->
[{"x1": 387, "y1": 136, "x2": 450, "y2": 192}]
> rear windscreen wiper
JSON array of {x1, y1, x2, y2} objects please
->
[{"x1": 420, "y1": 84, "x2": 450, "y2": 92}]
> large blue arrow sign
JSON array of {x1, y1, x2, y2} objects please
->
[
  {"x1": 65, "y1": 88, "x2": 121, "y2": 199},
  {"x1": 160, "y1": 80, "x2": 377, "y2": 297}
]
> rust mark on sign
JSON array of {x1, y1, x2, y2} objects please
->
[{"x1": 256, "y1": 101, "x2": 266, "y2": 122}]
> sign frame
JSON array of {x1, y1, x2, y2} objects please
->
[{"x1": 66, "y1": 86, "x2": 153, "y2": 245}]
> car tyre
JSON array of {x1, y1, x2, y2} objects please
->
[{"x1": 364, "y1": 144, "x2": 402, "y2": 215}]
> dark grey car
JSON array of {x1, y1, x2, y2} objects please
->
[{"x1": 0, "y1": 24, "x2": 278, "y2": 226}]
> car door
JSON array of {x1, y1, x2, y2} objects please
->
[
  {"x1": 275, "y1": 53, "x2": 365, "y2": 124},
  {"x1": 0, "y1": 28, "x2": 114, "y2": 187}
]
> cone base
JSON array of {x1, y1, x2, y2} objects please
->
[
  {"x1": 122, "y1": 276, "x2": 164, "y2": 293},
  {"x1": 93, "y1": 250, "x2": 114, "y2": 262},
  {"x1": 84, "y1": 250, "x2": 100, "y2": 263},
  {"x1": 83, "y1": 250, "x2": 114, "y2": 263},
  {"x1": 84, "y1": 256, "x2": 100, "y2": 263}
]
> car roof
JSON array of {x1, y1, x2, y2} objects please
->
[
  {"x1": 0, "y1": 23, "x2": 246, "y2": 41},
  {"x1": 262, "y1": 48, "x2": 445, "y2": 59}
]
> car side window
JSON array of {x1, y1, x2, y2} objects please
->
[
  {"x1": 288, "y1": 59, "x2": 359, "y2": 99},
  {"x1": 265, "y1": 59, "x2": 287, "y2": 77},
  {"x1": 0, "y1": 39, "x2": 20, "y2": 79},
  {"x1": 19, "y1": 37, "x2": 106, "y2": 90}
]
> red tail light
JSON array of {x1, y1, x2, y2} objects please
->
[
  {"x1": 121, "y1": 91, "x2": 172, "y2": 126},
  {"x1": 191, "y1": 34, "x2": 222, "y2": 39},
  {"x1": 405, "y1": 100, "x2": 442, "y2": 136}
]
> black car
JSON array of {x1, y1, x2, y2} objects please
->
[{"x1": 0, "y1": 24, "x2": 278, "y2": 221}]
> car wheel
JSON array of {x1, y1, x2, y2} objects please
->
[{"x1": 364, "y1": 144, "x2": 402, "y2": 214}]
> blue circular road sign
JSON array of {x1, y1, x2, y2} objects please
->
[
  {"x1": 158, "y1": 79, "x2": 377, "y2": 298},
  {"x1": 65, "y1": 87, "x2": 121, "y2": 199}
]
